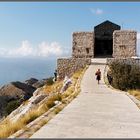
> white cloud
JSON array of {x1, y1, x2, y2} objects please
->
[
  {"x1": 137, "y1": 33, "x2": 140, "y2": 56},
  {"x1": 0, "y1": 40, "x2": 67, "y2": 58},
  {"x1": 90, "y1": 8, "x2": 103, "y2": 15},
  {"x1": 37, "y1": 42, "x2": 63, "y2": 57},
  {"x1": 8, "y1": 40, "x2": 33, "y2": 57}
]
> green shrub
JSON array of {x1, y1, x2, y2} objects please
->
[
  {"x1": 109, "y1": 60, "x2": 140, "y2": 91},
  {"x1": 5, "y1": 100, "x2": 20, "y2": 115},
  {"x1": 46, "y1": 77, "x2": 54, "y2": 85}
]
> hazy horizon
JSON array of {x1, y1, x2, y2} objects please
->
[
  {"x1": 0, "y1": 58, "x2": 57, "y2": 87},
  {"x1": 0, "y1": 2, "x2": 140, "y2": 86}
]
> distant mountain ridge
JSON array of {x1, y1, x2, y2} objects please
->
[{"x1": 0, "y1": 77, "x2": 51, "y2": 119}]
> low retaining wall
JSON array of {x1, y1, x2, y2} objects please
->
[
  {"x1": 57, "y1": 58, "x2": 91, "y2": 79},
  {"x1": 107, "y1": 58, "x2": 140, "y2": 66}
]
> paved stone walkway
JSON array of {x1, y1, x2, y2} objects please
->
[{"x1": 31, "y1": 64, "x2": 140, "y2": 138}]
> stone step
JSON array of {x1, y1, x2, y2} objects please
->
[
  {"x1": 91, "y1": 63, "x2": 106, "y2": 65},
  {"x1": 91, "y1": 58, "x2": 107, "y2": 65}
]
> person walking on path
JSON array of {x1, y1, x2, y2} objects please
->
[
  {"x1": 54, "y1": 69, "x2": 57, "y2": 82},
  {"x1": 95, "y1": 69, "x2": 101, "y2": 84}
]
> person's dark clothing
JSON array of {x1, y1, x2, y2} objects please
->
[
  {"x1": 54, "y1": 70, "x2": 57, "y2": 81},
  {"x1": 107, "y1": 73, "x2": 113, "y2": 85},
  {"x1": 95, "y1": 71, "x2": 101, "y2": 81},
  {"x1": 96, "y1": 75, "x2": 101, "y2": 81}
]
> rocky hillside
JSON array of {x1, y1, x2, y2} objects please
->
[
  {"x1": 0, "y1": 77, "x2": 54, "y2": 118},
  {"x1": 0, "y1": 67, "x2": 87, "y2": 138}
]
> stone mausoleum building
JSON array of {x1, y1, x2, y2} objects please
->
[
  {"x1": 72, "y1": 20, "x2": 137, "y2": 58},
  {"x1": 57, "y1": 20, "x2": 137, "y2": 79}
]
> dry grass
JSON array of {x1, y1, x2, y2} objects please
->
[
  {"x1": 43, "y1": 81, "x2": 63, "y2": 95},
  {"x1": 43, "y1": 85, "x2": 52, "y2": 94},
  {"x1": 61, "y1": 68, "x2": 86, "y2": 101},
  {"x1": 22, "y1": 100, "x2": 29, "y2": 106},
  {"x1": 54, "y1": 106, "x2": 63, "y2": 114},
  {"x1": 61, "y1": 90, "x2": 71, "y2": 99},
  {"x1": 128, "y1": 90, "x2": 140, "y2": 100},
  {"x1": 20, "y1": 110, "x2": 40, "y2": 125},
  {"x1": 42, "y1": 94, "x2": 62, "y2": 109},
  {"x1": 0, "y1": 107, "x2": 46, "y2": 138},
  {"x1": 33, "y1": 93, "x2": 62, "y2": 116},
  {"x1": 72, "y1": 69, "x2": 83, "y2": 79},
  {"x1": 38, "y1": 119, "x2": 48, "y2": 127},
  {"x1": 0, "y1": 66, "x2": 87, "y2": 138},
  {"x1": 0, "y1": 120, "x2": 24, "y2": 138},
  {"x1": 4, "y1": 93, "x2": 62, "y2": 138},
  {"x1": 38, "y1": 103, "x2": 49, "y2": 114}
]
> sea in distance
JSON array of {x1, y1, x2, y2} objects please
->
[{"x1": 0, "y1": 57, "x2": 57, "y2": 87}]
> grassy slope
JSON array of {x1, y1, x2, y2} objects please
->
[
  {"x1": 0, "y1": 66, "x2": 88, "y2": 138},
  {"x1": 128, "y1": 90, "x2": 140, "y2": 101}
]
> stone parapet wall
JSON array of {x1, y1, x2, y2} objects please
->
[
  {"x1": 72, "y1": 32, "x2": 94, "y2": 58},
  {"x1": 113, "y1": 30, "x2": 137, "y2": 58},
  {"x1": 107, "y1": 58, "x2": 140, "y2": 66},
  {"x1": 57, "y1": 58, "x2": 91, "y2": 79}
]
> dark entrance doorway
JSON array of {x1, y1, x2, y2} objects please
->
[
  {"x1": 94, "y1": 20, "x2": 121, "y2": 58},
  {"x1": 95, "y1": 39, "x2": 113, "y2": 57}
]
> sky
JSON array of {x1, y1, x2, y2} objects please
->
[{"x1": 0, "y1": 2, "x2": 140, "y2": 58}]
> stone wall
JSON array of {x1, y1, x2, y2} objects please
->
[
  {"x1": 57, "y1": 58, "x2": 91, "y2": 79},
  {"x1": 72, "y1": 32, "x2": 94, "y2": 58},
  {"x1": 113, "y1": 30, "x2": 137, "y2": 58},
  {"x1": 107, "y1": 58, "x2": 140, "y2": 66}
]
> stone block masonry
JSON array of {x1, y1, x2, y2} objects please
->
[
  {"x1": 107, "y1": 58, "x2": 140, "y2": 66},
  {"x1": 57, "y1": 58, "x2": 91, "y2": 79},
  {"x1": 72, "y1": 32, "x2": 94, "y2": 58},
  {"x1": 113, "y1": 30, "x2": 137, "y2": 58}
]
